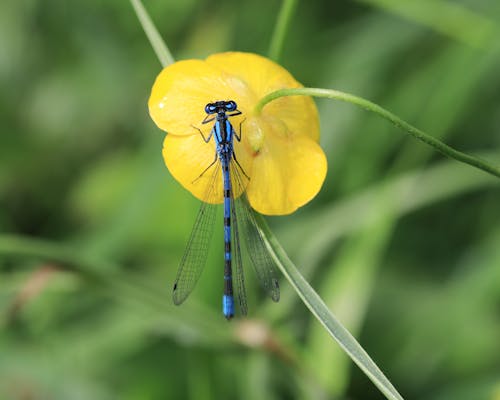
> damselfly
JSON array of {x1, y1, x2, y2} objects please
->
[{"x1": 172, "y1": 100, "x2": 280, "y2": 319}]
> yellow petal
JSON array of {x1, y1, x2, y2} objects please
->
[
  {"x1": 245, "y1": 118, "x2": 327, "y2": 215},
  {"x1": 207, "y1": 52, "x2": 320, "y2": 141},
  {"x1": 149, "y1": 59, "x2": 247, "y2": 136},
  {"x1": 206, "y1": 52, "x2": 296, "y2": 100},
  {"x1": 163, "y1": 133, "x2": 253, "y2": 203}
]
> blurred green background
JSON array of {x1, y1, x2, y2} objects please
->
[{"x1": 1, "y1": 0, "x2": 500, "y2": 399}]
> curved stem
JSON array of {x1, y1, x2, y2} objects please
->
[
  {"x1": 255, "y1": 87, "x2": 500, "y2": 179},
  {"x1": 130, "y1": 0, "x2": 175, "y2": 67},
  {"x1": 267, "y1": 0, "x2": 299, "y2": 62}
]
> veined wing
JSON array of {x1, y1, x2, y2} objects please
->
[
  {"x1": 230, "y1": 192, "x2": 248, "y2": 315},
  {"x1": 172, "y1": 164, "x2": 221, "y2": 305},
  {"x1": 231, "y1": 162, "x2": 280, "y2": 302}
]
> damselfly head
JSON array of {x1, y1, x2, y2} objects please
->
[
  {"x1": 225, "y1": 100, "x2": 237, "y2": 112},
  {"x1": 204, "y1": 103, "x2": 217, "y2": 114},
  {"x1": 204, "y1": 100, "x2": 238, "y2": 115}
]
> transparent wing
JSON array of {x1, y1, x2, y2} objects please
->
[
  {"x1": 230, "y1": 161, "x2": 280, "y2": 302},
  {"x1": 172, "y1": 164, "x2": 221, "y2": 305},
  {"x1": 230, "y1": 193, "x2": 248, "y2": 315}
]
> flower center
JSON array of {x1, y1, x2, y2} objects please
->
[
  {"x1": 246, "y1": 117, "x2": 265, "y2": 154},
  {"x1": 245, "y1": 115, "x2": 291, "y2": 156}
]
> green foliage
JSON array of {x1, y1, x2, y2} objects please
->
[{"x1": 1, "y1": 1, "x2": 499, "y2": 399}]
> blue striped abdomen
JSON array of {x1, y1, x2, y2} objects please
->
[{"x1": 221, "y1": 154, "x2": 234, "y2": 319}]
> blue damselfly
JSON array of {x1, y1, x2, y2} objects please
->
[{"x1": 172, "y1": 100, "x2": 280, "y2": 319}]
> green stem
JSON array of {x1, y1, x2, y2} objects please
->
[
  {"x1": 130, "y1": 0, "x2": 174, "y2": 67},
  {"x1": 255, "y1": 214, "x2": 405, "y2": 400},
  {"x1": 255, "y1": 87, "x2": 500, "y2": 179},
  {"x1": 267, "y1": 0, "x2": 299, "y2": 61}
]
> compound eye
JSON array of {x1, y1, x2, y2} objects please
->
[
  {"x1": 225, "y1": 101, "x2": 237, "y2": 111},
  {"x1": 205, "y1": 103, "x2": 216, "y2": 114}
]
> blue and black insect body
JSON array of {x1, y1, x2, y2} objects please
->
[{"x1": 172, "y1": 100, "x2": 280, "y2": 319}]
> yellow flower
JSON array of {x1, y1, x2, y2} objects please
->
[{"x1": 148, "y1": 52, "x2": 327, "y2": 215}]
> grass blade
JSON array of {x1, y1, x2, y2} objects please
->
[
  {"x1": 130, "y1": 0, "x2": 174, "y2": 67},
  {"x1": 256, "y1": 214, "x2": 405, "y2": 400},
  {"x1": 268, "y1": 0, "x2": 299, "y2": 61},
  {"x1": 358, "y1": 0, "x2": 497, "y2": 49}
]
